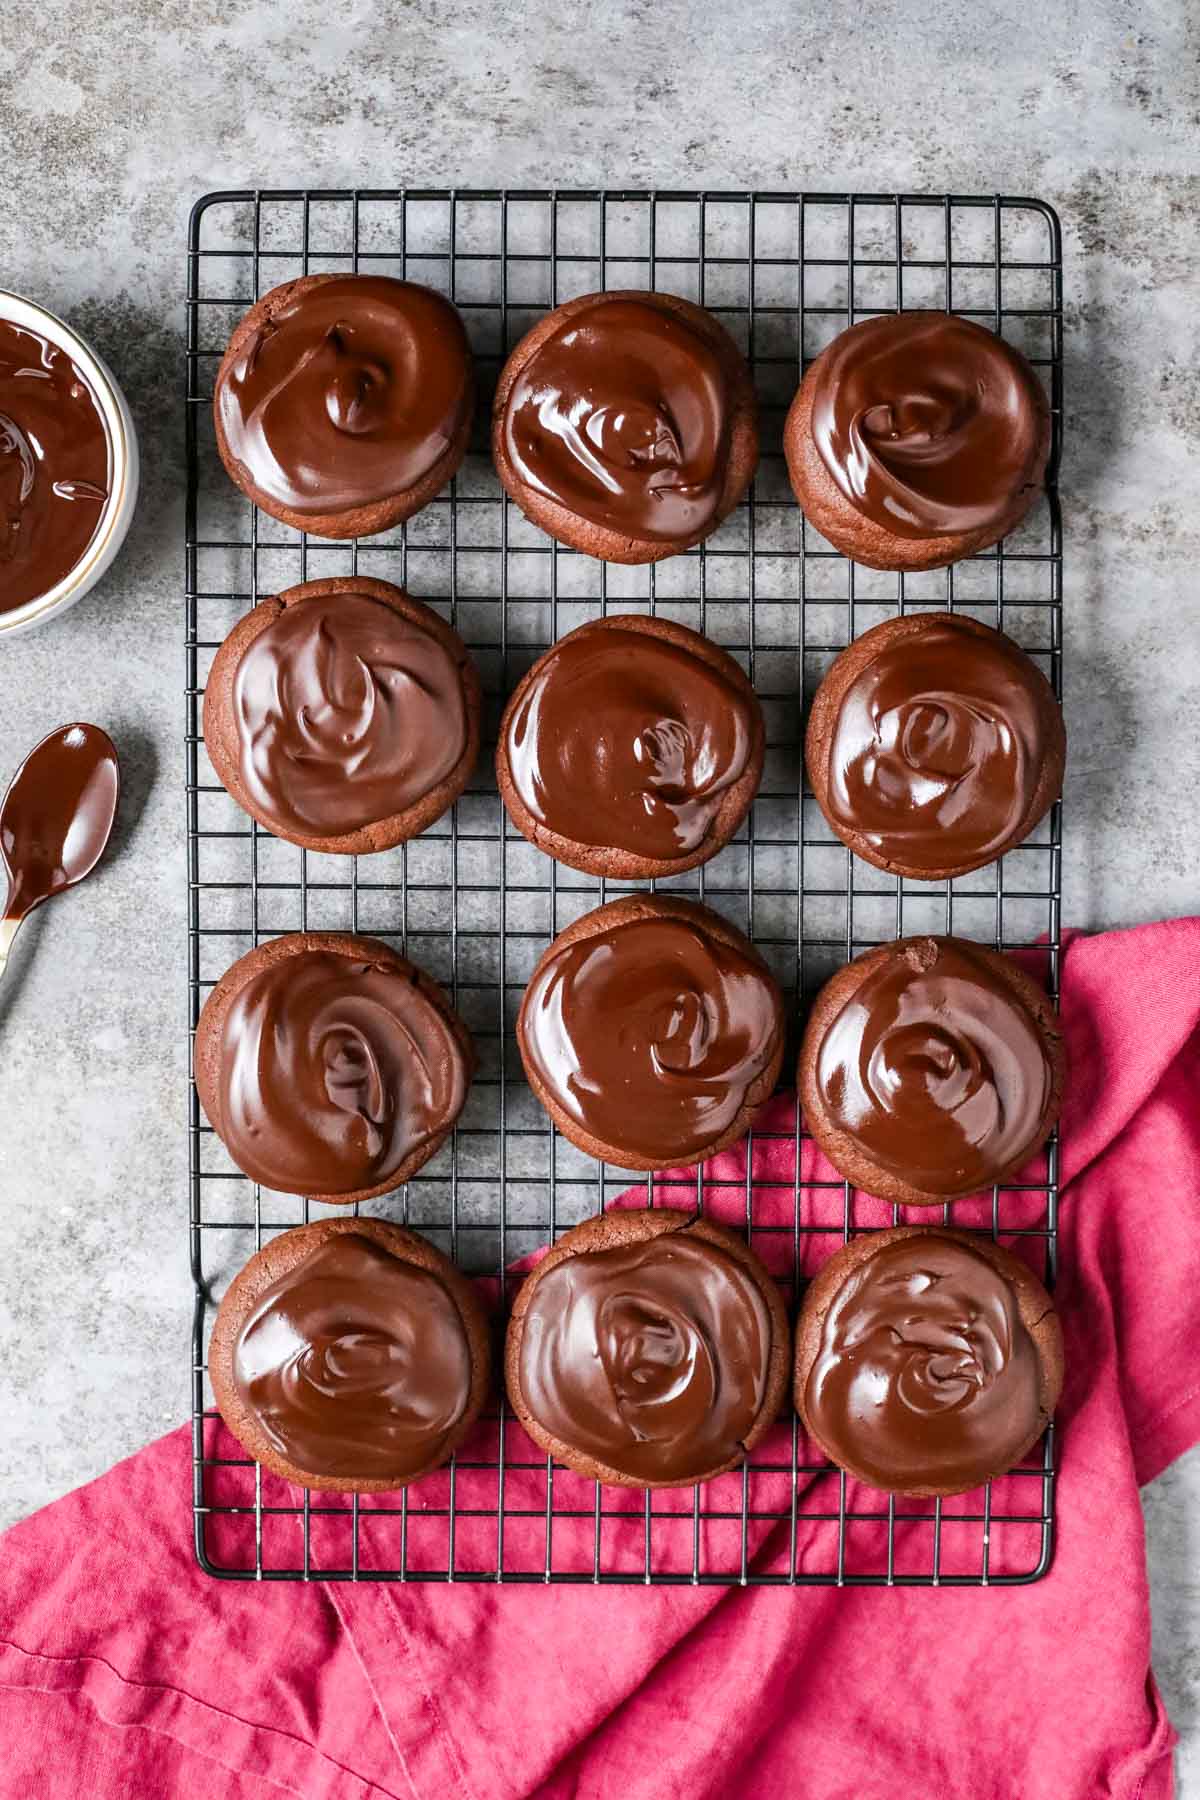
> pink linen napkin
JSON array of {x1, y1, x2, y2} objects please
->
[{"x1": 1, "y1": 918, "x2": 1198, "y2": 1799}]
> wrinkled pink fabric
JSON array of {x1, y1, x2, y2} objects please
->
[{"x1": 2, "y1": 918, "x2": 1198, "y2": 1799}]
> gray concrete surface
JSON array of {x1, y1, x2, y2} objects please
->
[{"x1": 1, "y1": 0, "x2": 1198, "y2": 1789}]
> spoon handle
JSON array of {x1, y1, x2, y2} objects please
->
[{"x1": 0, "y1": 915, "x2": 20, "y2": 981}]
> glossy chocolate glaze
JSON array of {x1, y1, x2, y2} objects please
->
[
  {"x1": 505, "y1": 624, "x2": 754, "y2": 859},
  {"x1": 212, "y1": 948, "x2": 468, "y2": 1195},
  {"x1": 520, "y1": 911, "x2": 783, "y2": 1164},
  {"x1": 813, "y1": 938, "x2": 1053, "y2": 1195},
  {"x1": 518, "y1": 1233, "x2": 772, "y2": 1482},
  {"x1": 0, "y1": 319, "x2": 110, "y2": 614},
  {"x1": 232, "y1": 590, "x2": 468, "y2": 839},
  {"x1": 805, "y1": 1234, "x2": 1044, "y2": 1492},
  {"x1": 810, "y1": 313, "x2": 1045, "y2": 540},
  {"x1": 233, "y1": 1233, "x2": 472, "y2": 1481},
  {"x1": 824, "y1": 618, "x2": 1049, "y2": 872},
  {"x1": 216, "y1": 276, "x2": 471, "y2": 516},
  {"x1": 1, "y1": 723, "x2": 119, "y2": 922},
  {"x1": 501, "y1": 297, "x2": 730, "y2": 542}
]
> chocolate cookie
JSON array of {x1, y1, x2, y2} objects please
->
[
  {"x1": 492, "y1": 290, "x2": 758, "y2": 564},
  {"x1": 194, "y1": 932, "x2": 474, "y2": 1204},
  {"x1": 806, "y1": 612, "x2": 1065, "y2": 880},
  {"x1": 203, "y1": 576, "x2": 481, "y2": 854},
  {"x1": 784, "y1": 312, "x2": 1051, "y2": 572},
  {"x1": 794, "y1": 1224, "x2": 1063, "y2": 1496},
  {"x1": 209, "y1": 1218, "x2": 491, "y2": 1492},
  {"x1": 496, "y1": 614, "x2": 763, "y2": 879},
  {"x1": 213, "y1": 273, "x2": 473, "y2": 538},
  {"x1": 798, "y1": 936, "x2": 1064, "y2": 1206},
  {"x1": 517, "y1": 894, "x2": 784, "y2": 1172},
  {"x1": 506, "y1": 1209, "x2": 789, "y2": 1488}
]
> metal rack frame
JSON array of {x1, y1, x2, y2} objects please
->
[{"x1": 187, "y1": 188, "x2": 1063, "y2": 1585}]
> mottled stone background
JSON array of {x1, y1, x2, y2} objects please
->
[{"x1": 1, "y1": 0, "x2": 1197, "y2": 1787}]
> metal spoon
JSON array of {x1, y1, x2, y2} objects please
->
[{"x1": 0, "y1": 723, "x2": 121, "y2": 980}]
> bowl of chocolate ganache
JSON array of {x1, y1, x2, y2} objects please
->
[{"x1": 0, "y1": 292, "x2": 138, "y2": 638}]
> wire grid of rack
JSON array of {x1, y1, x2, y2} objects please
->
[{"x1": 187, "y1": 189, "x2": 1063, "y2": 1586}]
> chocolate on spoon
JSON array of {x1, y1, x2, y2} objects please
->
[{"x1": 0, "y1": 723, "x2": 120, "y2": 979}]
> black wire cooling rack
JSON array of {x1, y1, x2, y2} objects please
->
[{"x1": 186, "y1": 189, "x2": 1063, "y2": 1586}]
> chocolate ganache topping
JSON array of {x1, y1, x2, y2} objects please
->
[
  {"x1": 804, "y1": 1234, "x2": 1044, "y2": 1492},
  {"x1": 213, "y1": 948, "x2": 468, "y2": 1195},
  {"x1": 823, "y1": 618, "x2": 1050, "y2": 873},
  {"x1": 502, "y1": 298, "x2": 731, "y2": 542},
  {"x1": 0, "y1": 319, "x2": 110, "y2": 614},
  {"x1": 233, "y1": 1233, "x2": 472, "y2": 1481},
  {"x1": 505, "y1": 624, "x2": 754, "y2": 860},
  {"x1": 813, "y1": 938, "x2": 1053, "y2": 1195},
  {"x1": 216, "y1": 276, "x2": 472, "y2": 516},
  {"x1": 232, "y1": 590, "x2": 468, "y2": 839},
  {"x1": 809, "y1": 313, "x2": 1046, "y2": 540},
  {"x1": 518, "y1": 1234, "x2": 772, "y2": 1482},
  {"x1": 520, "y1": 909, "x2": 783, "y2": 1164}
]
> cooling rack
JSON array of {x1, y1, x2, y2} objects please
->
[{"x1": 186, "y1": 188, "x2": 1063, "y2": 1584}]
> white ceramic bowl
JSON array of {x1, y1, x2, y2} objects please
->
[{"x1": 0, "y1": 290, "x2": 140, "y2": 639}]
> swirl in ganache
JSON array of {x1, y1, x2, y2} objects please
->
[
  {"x1": 809, "y1": 313, "x2": 1046, "y2": 540},
  {"x1": 215, "y1": 947, "x2": 467, "y2": 1195},
  {"x1": 804, "y1": 1234, "x2": 1043, "y2": 1492},
  {"x1": 517, "y1": 1234, "x2": 772, "y2": 1482},
  {"x1": 825, "y1": 619, "x2": 1047, "y2": 873},
  {"x1": 814, "y1": 938, "x2": 1052, "y2": 1194},
  {"x1": 233, "y1": 1234, "x2": 471, "y2": 1479},
  {"x1": 232, "y1": 590, "x2": 468, "y2": 838},
  {"x1": 520, "y1": 911, "x2": 782, "y2": 1163},
  {"x1": 505, "y1": 624, "x2": 754, "y2": 859},
  {"x1": 502, "y1": 298, "x2": 732, "y2": 542}
]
